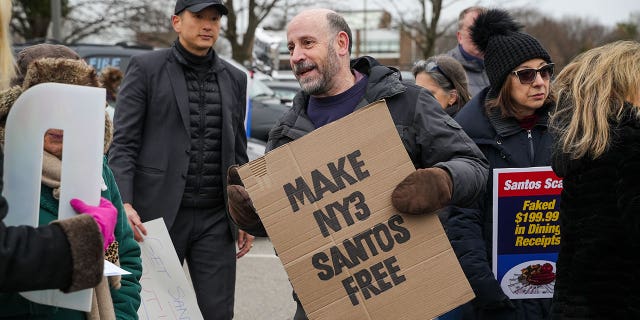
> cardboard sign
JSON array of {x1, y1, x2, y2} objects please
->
[
  {"x1": 3, "y1": 83, "x2": 105, "y2": 311},
  {"x1": 492, "y1": 167, "x2": 563, "y2": 299},
  {"x1": 137, "y1": 218, "x2": 203, "y2": 320},
  {"x1": 237, "y1": 101, "x2": 474, "y2": 320}
]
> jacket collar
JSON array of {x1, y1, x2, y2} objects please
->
[
  {"x1": 458, "y1": 45, "x2": 484, "y2": 66},
  {"x1": 449, "y1": 46, "x2": 485, "y2": 73},
  {"x1": 170, "y1": 42, "x2": 225, "y2": 72},
  {"x1": 487, "y1": 100, "x2": 551, "y2": 137},
  {"x1": 456, "y1": 87, "x2": 550, "y2": 140}
]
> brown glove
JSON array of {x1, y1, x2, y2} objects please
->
[
  {"x1": 227, "y1": 165, "x2": 261, "y2": 229},
  {"x1": 391, "y1": 167, "x2": 453, "y2": 215}
]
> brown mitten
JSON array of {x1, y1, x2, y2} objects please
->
[
  {"x1": 391, "y1": 167, "x2": 453, "y2": 215},
  {"x1": 227, "y1": 165, "x2": 261, "y2": 228}
]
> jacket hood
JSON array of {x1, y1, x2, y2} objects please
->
[
  {"x1": 351, "y1": 56, "x2": 406, "y2": 103},
  {"x1": 0, "y1": 86, "x2": 23, "y2": 147},
  {"x1": 12, "y1": 43, "x2": 82, "y2": 87},
  {"x1": 0, "y1": 58, "x2": 112, "y2": 154}
]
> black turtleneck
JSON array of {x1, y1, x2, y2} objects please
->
[{"x1": 174, "y1": 39, "x2": 214, "y2": 75}]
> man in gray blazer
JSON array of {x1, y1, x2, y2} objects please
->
[{"x1": 108, "y1": 0, "x2": 253, "y2": 318}]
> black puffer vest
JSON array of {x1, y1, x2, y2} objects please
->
[{"x1": 175, "y1": 48, "x2": 224, "y2": 209}]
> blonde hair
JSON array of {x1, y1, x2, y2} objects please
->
[
  {"x1": 551, "y1": 40, "x2": 640, "y2": 160},
  {"x1": 0, "y1": 1, "x2": 16, "y2": 89}
]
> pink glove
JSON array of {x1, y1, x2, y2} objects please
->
[{"x1": 70, "y1": 197, "x2": 117, "y2": 250}]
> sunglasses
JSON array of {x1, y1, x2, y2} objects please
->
[
  {"x1": 512, "y1": 63, "x2": 555, "y2": 84},
  {"x1": 424, "y1": 61, "x2": 454, "y2": 86}
]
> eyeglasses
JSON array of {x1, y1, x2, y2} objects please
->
[{"x1": 512, "y1": 63, "x2": 555, "y2": 84}]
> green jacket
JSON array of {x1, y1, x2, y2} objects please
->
[{"x1": 0, "y1": 159, "x2": 142, "y2": 319}]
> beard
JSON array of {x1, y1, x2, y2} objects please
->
[{"x1": 293, "y1": 44, "x2": 341, "y2": 96}]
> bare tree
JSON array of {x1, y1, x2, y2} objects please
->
[
  {"x1": 382, "y1": 0, "x2": 461, "y2": 59},
  {"x1": 224, "y1": 0, "x2": 281, "y2": 65},
  {"x1": 128, "y1": 0, "x2": 176, "y2": 47},
  {"x1": 11, "y1": 0, "x2": 71, "y2": 42},
  {"x1": 10, "y1": 0, "x2": 287, "y2": 65},
  {"x1": 63, "y1": 0, "x2": 150, "y2": 43},
  {"x1": 607, "y1": 22, "x2": 639, "y2": 41},
  {"x1": 129, "y1": 0, "x2": 309, "y2": 65},
  {"x1": 11, "y1": 0, "x2": 154, "y2": 43},
  {"x1": 513, "y1": 8, "x2": 609, "y2": 70}
]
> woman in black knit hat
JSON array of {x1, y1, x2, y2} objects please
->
[{"x1": 445, "y1": 8, "x2": 554, "y2": 320}]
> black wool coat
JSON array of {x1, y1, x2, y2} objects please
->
[{"x1": 551, "y1": 102, "x2": 640, "y2": 319}]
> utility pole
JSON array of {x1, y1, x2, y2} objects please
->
[
  {"x1": 363, "y1": 0, "x2": 367, "y2": 55},
  {"x1": 51, "y1": 0, "x2": 62, "y2": 41}
]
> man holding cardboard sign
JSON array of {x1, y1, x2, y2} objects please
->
[{"x1": 227, "y1": 8, "x2": 488, "y2": 319}]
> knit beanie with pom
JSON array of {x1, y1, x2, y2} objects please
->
[{"x1": 470, "y1": 9, "x2": 551, "y2": 98}]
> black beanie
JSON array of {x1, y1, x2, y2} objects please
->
[{"x1": 471, "y1": 9, "x2": 551, "y2": 99}]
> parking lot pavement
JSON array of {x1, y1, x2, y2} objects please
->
[{"x1": 234, "y1": 237, "x2": 297, "y2": 320}]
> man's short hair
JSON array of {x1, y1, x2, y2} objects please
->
[
  {"x1": 326, "y1": 12, "x2": 353, "y2": 54},
  {"x1": 457, "y1": 6, "x2": 487, "y2": 31}
]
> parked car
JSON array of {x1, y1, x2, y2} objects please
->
[
  {"x1": 264, "y1": 80, "x2": 300, "y2": 107},
  {"x1": 243, "y1": 77, "x2": 290, "y2": 142},
  {"x1": 74, "y1": 43, "x2": 153, "y2": 72},
  {"x1": 221, "y1": 58, "x2": 291, "y2": 142},
  {"x1": 270, "y1": 70, "x2": 297, "y2": 82},
  {"x1": 247, "y1": 137, "x2": 266, "y2": 161}
]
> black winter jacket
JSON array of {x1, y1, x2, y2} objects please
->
[
  {"x1": 550, "y1": 103, "x2": 640, "y2": 319},
  {"x1": 243, "y1": 56, "x2": 489, "y2": 237},
  {"x1": 447, "y1": 88, "x2": 553, "y2": 320}
]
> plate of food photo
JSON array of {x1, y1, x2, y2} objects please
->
[{"x1": 501, "y1": 260, "x2": 556, "y2": 296}]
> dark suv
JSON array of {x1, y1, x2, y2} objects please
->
[
  {"x1": 70, "y1": 42, "x2": 153, "y2": 72},
  {"x1": 12, "y1": 41, "x2": 152, "y2": 72}
]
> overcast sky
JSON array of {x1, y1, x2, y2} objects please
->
[
  {"x1": 359, "y1": 0, "x2": 640, "y2": 27},
  {"x1": 471, "y1": 0, "x2": 639, "y2": 26}
]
